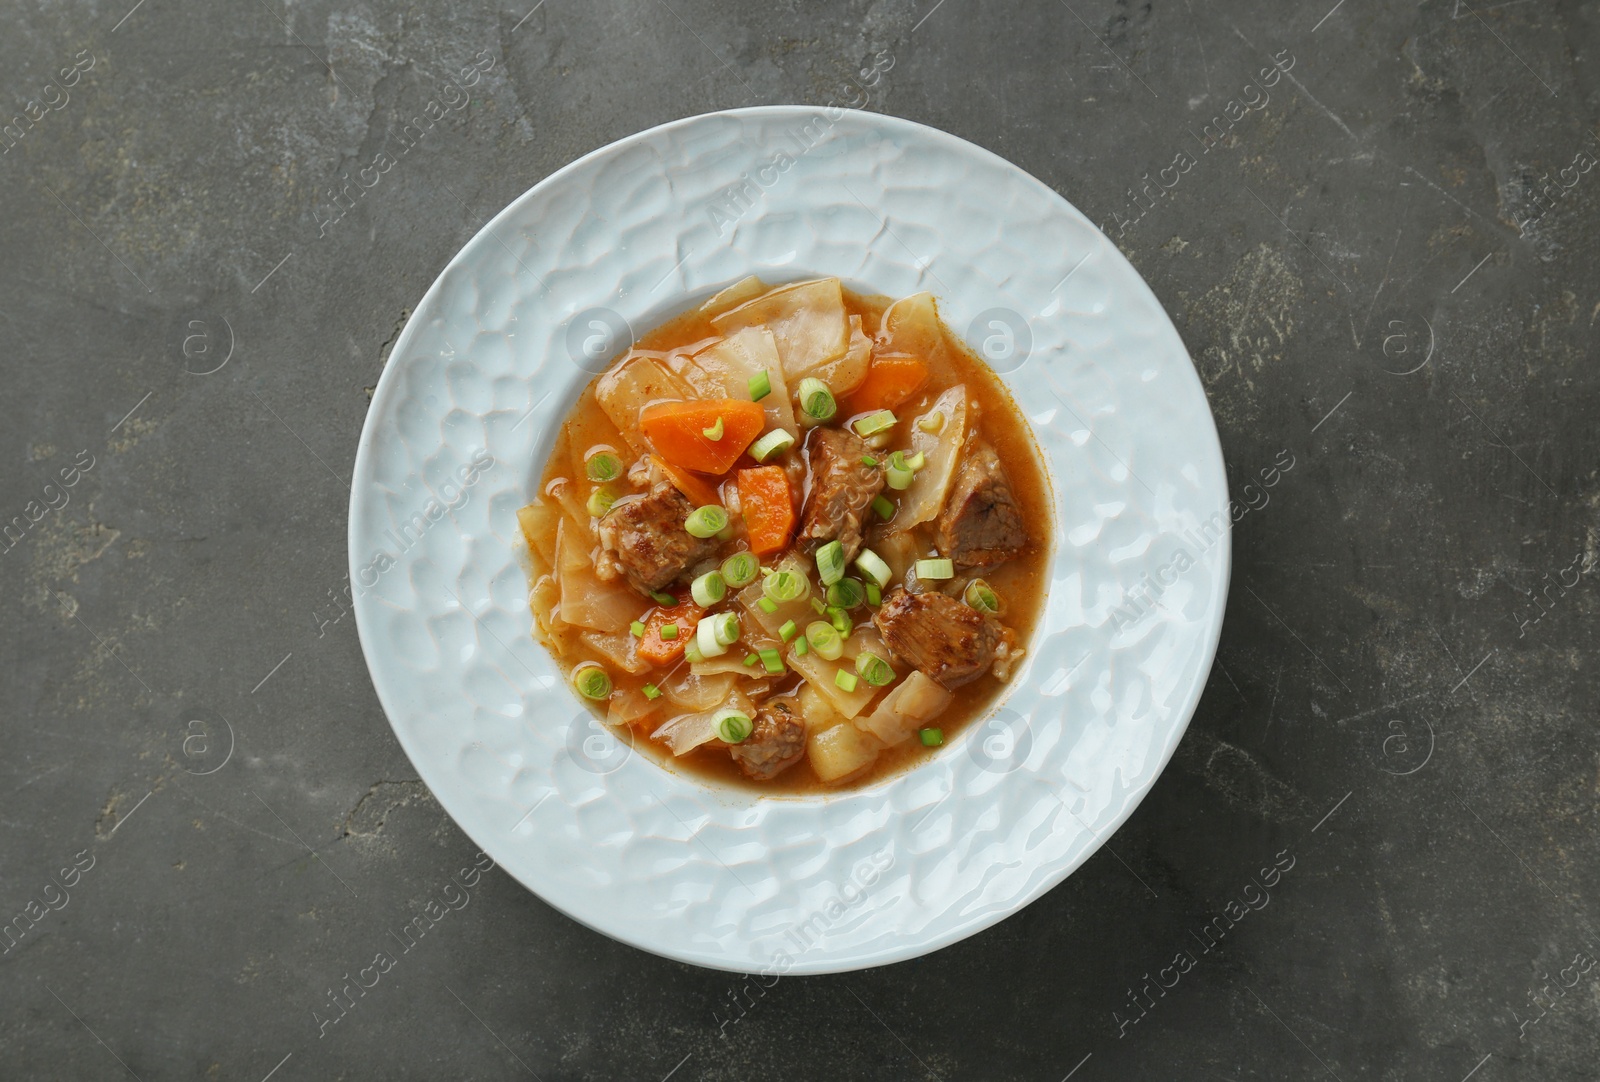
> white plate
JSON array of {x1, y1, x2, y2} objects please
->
[{"x1": 348, "y1": 106, "x2": 1228, "y2": 974}]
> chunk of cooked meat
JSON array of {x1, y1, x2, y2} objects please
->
[
  {"x1": 936, "y1": 440, "x2": 1026, "y2": 569},
  {"x1": 729, "y1": 699, "x2": 806, "y2": 780},
  {"x1": 872, "y1": 586, "x2": 1000, "y2": 689},
  {"x1": 594, "y1": 481, "x2": 718, "y2": 595},
  {"x1": 797, "y1": 428, "x2": 884, "y2": 563}
]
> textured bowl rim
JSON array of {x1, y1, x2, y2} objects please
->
[{"x1": 349, "y1": 104, "x2": 1231, "y2": 973}]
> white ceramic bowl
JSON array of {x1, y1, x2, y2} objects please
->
[{"x1": 348, "y1": 106, "x2": 1228, "y2": 974}]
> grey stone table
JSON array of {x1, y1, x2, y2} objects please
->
[{"x1": 3, "y1": 0, "x2": 1596, "y2": 1078}]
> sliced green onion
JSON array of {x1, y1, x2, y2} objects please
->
[
  {"x1": 571, "y1": 664, "x2": 611, "y2": 700},
  {"x1": 757, "y1": 596, "x2": 778, "y2": 614},
  {"x1": 764, "y1": 569, "x2": 809, "y2": 604},
  {"x1": 794, "y1": 636, "x2": 809, "y2": 656},
  {"x1": 748, "y1": 370, "x2": 772, "y2": 401},
  {"x1": 815, "y1": 540, "x2": 846, "y2": 587},
  {"x1": 749, "y1": 428, "x2": 795, "y2": 462},
  {"x1": 715, "y1": 709, "x2": 753, "y2": 744},
  {"x1": 712, "y1": 611, "x2": 741, "y2": 647},
  {"x1": 691, "y1": 570, "x2": 727, "y2": 607},
  {"x1": 964, "y1": 578, "x2": 1001, "y2": 615},
  {"x1": 759, "y1": 647, "x2": 785, "y2": 674},
  {"x1": 744, "y1": 653, "x2": 759, "y2": 666},
  {"x1": 696, "y1": 616, "x2": 727, "y2": 658},
  {"x1": 643, "y1": 683, "x2": 662, "y2": 700},
  {"x1": 650, "y1": 589, "x2": 677, "y2": 606},
  {"x1": 860, "y1": 454, "x2": 878, "y2": 467},
  {"x1": 916, "y1": 558, "x2": 954, "y2": 581},
  {"x1": 834, "y1": 669, "x2": 859, "y2": 692},
  {"x1": 805, "y1": 621, "x2": 843, "y2": 661},
  {"x1": 702, "y1": 416, "x2": 725, "y2": 441},
  {"x1": 886, "y1": 450, "x2": 924, "y2": 491},
  {"x1": 810, "y1": 597, "x2": 828, "y2": 615},
  {"x1": 686, "y1": 639, "x2": 705, "y2": 663},
  {"x1": 797, "y1": 377, "x2": 837, "y2": 422},
  {"x1": 684, "y1": 505, "x2": 729, "y2": 539},
  {"x1": 917, "y1": 411, "x2": 945, "y2": 434},
  {"x1": 866, "y1": 582, "x2": 882, "y2": 606},
  {"x1": 779, "y1": 619, "x2": 798, "y2": 642},
  {"x1": 852, "y1": 409, "x2": 896, "y2": 437},
  {"x1": 919, "y1": 727, "x2": 944, "y2": 747},
  {"x1": 826, "y1": 578, "x2": 865, "y2": 610},
  {"x1": 721, "y1": 551, "x2": 760, "y2": 588},
  {"x1": 630, "y1": 620, "x2": 646, "y2": 638},
  {"x1": 587, "y1": 487, "x2": 617, "y2": 516},
  {"x1": 855, "y1": 548, "x2": 892, "y2": 588},
  {"x1": 871, "y1": 494, "x2": 895, "y2": 521},
  {"x1": 829, "y1": 607, "x2": 853, "y2": 636},
  {"x1": 585, "y1": 452, "x2": 623, "y2": 482},
  {"x1": 659, "y1": 623, "x2": 679, "y2": 641},
  {"x1": 855, "y1": 651, "x2": 894, "y2": 686}
]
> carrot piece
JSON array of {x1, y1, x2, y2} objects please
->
[
  {"x1": 737, "y1": 467, "x2": 795, "y2": 556},
  {"x1": 636, "y1": 602, "x2": 703, "y2": 666},
  {"x1": 639, "y1": 399, "x2": 766, "y2": 474},
  {"x1": 650, "y1": 454, "x2": 722, "y2": 508},
  {"x1": 845, "y1": 354, "x2": 929, "y2": 413}
]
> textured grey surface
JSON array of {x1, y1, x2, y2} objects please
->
[{"x1": 1, "y1": 0, "x2": 1596, "y2": 1079}]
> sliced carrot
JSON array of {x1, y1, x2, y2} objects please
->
[
  {"x1": 637, "y1": 602, "x2": 703, "y2": 666},
  {"x1": 639, "y1": 399, "x2": 766, "y2": 474},
  {"x1": 737, "y1": 466, "x2": 795, "y2": 556},
  {"x1": 650, "y1": 454, "x2": 722, "y2": 508},
  {"x1": 845, "y1": 354, "x2": 929, "y2": 413}
]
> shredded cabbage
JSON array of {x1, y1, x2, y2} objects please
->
[
  {"x1": 652, "y1": 689, "x2": 756, "y2": 755},
  {"x1": 894, "y1": 385, "x2": 968, "y2": 529},
  {"x1": 711, "y1": 278, "x2": 850, "y2": 383}
]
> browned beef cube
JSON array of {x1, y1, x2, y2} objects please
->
[
  {"x1": 729, "y1": 699, "x2": 806, "y2": 780},
  {"x1": 936, "y1": 440, "x2": 1026, "y2": 569},
  {"x1": 595, "y1": 482, "x2": 718, "y2": 595},
  {"x1": 797, "y1": 428, "x2": 884, "y2": 563},
  {"x1": 872, "y1": 586, "x2": 1000, "y2": 689}
]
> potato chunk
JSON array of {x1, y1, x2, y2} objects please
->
[{"x1": 808, "y1": 723, "x2": 882, "y2": 783}]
